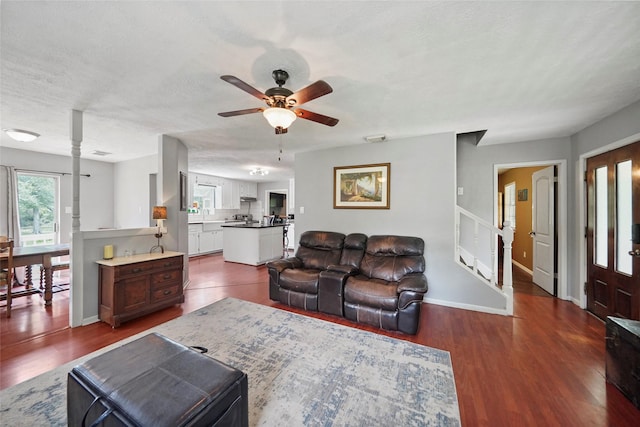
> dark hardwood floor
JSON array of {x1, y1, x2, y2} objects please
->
[{"x1": 1, "y1": 254, "x2": 638, "y2": 425}]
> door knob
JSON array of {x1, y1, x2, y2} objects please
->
[
  {"x1": 629, "y1": 249, "x2": 640, "y2": 257},
  {"x1": 529, "y1": 231, "x2": 536, "y2": 237}
]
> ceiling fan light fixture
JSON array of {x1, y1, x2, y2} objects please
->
[
  {"x1": 3, "y1": 128, "x2": 40, "y2": 142},
  {"x1": 263, "y1": 107, "x2": 296, "y2": 129}
]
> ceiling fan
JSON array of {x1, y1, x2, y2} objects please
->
[{"x1": 218, "y1": 69, "x2": 339, "y2": 134}]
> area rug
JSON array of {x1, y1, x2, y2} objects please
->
[{"x1": 0, "y1": 298, "x2": 460, "y2": 426}]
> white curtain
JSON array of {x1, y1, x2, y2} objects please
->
[{"x1": 1, "y1": 166, "x2": 20, "y2": 246}]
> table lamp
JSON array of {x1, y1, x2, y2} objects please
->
[{"x1": 150, "y1": 206, "x2": 167, "y2": 253}]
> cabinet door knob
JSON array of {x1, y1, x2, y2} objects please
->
[
  {"x1": 163, "y1": 274, "x2": 171, "y2": 279},
  {"x1": 163, "y1": 289, "x2": 171, "y2": 295}
]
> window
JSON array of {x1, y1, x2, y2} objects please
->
[
  {"x1": 16, "y1": 172, "x2": 60, "y2": 246},
  {"x1": 504, "y1": 182, "x2": 516, "y2": 229}
]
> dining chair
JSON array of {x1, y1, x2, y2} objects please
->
[
  {"x1": 0, "y1": 238, "x2": 15, "y2": 317},
  {"x1": 39, "y1": 256, "x2": 70, "y2": 292}
]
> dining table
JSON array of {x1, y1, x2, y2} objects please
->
[{"x1": 6, "y1": 243, "x2": 70, "y2": 306}]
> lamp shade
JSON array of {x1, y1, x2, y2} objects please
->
[
  {"x1": 262, "y1": 107, "x2": 296, "y2": 129},
  {"x1": 152, "y1": 206, "x2": 167, "y2": 220}
]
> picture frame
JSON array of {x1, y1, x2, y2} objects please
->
[
  {"x1": 179, "y1": 171, "x2": 188, "y2": 211},
  {"x1": 334, "y1": 163, "x2": 390, "y2": 209},
  {"x1": 518, "y1": 189, "x2": 528, "y2": 201}
]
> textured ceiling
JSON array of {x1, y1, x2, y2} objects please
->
[{"x1": 1, "y1": 1, "x2": 639, "y2": 182}]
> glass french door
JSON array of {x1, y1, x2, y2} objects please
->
[
  {"x1": 586, "y1": 140, "x2": 640, "y2": 320},
  {"x1": 16, "y1": 172, "x2": 60, "y2": 246}
]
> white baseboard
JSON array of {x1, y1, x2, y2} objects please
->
[
  {"x1": 82, "y1": 315, "x2": 99, "y2": 326},
  {"x1": 512, "y1": 260, "x2": 533, "y2": 275},
  {"x1": 423, "y1": 297, "x2": 509, "y2": 316}
]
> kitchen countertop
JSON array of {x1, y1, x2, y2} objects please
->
[{"x1": 221, "y1": 223, "x2": 288, "y2": 229}]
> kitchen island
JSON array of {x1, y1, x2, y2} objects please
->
[{"x1": 222, "y1": 223, "x2": 287, "y2": 266}]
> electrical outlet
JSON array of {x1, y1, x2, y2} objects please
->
[{"x1": 523, "y1": 251, "x2": 527, "y2": 258}]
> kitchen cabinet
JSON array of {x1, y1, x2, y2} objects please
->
[
  {"x1": 222, "y1": 225, "x2": 285, "y2": 266},
  {"x1": 96, "y1": 252, "x2": 184, "y2": 327},
  {"x1": 212, "y1": 230, "x2": 223, "y2": 251},
  {"x1": 188, "y1": 222, "x2": 224, "y2": 256},
  {"x1": 239, "y1": 181, "x2": 257, "y2": 198},
  {"x1": 199, "y1": 230, "x2": 215, "y2": 253},
  {"x1": 218, "y1": 179, "x2": 240, "y2": 209}
]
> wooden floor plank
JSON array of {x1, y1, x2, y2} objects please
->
[{"x1": 1, "y1": 253, "x2": 638, "y2": 425}]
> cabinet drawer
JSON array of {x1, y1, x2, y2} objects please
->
[
  {"x1": 115, "y1": 262, "x2": 155, "y2": 278},
  {"x1": 151, "y1": 269, "x2": 181, "y2": 288},
  {"x1": 151, "y1": 284, "x2": 181, "y2": 303},
  {"x1": 114, "y1": 257, "x2": 182, "y2": 279}
]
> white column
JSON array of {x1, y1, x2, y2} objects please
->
[
  {"x1": 69, "y1": 110, "x2": 83, "y2": 327},
  {"x1": 501, "y1": 220, "x2": 514, "y2": 315},
  {"x1": 70, "y1": 110, "x2": 83, "y2": 232}
]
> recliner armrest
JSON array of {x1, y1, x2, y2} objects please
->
[
  {"x1": 266, "y1": 257, "x2": 303, "y2": 273},
  {"x1": 326, "y1": 264, "x2": 359, "y2": 275},
  {"x1": 397, "y1": 273, "x2": 428, "y2": 294}
]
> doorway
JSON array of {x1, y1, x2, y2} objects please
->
[
  {"x1": 265, "y1": 190, "x2": 287, "y2": 218},
  {"x1": 585, "y1": 140, "x2": 640, "y2": 320},
  {"x1": 495, "y1": 161, "x2": 566, "y2": 300}
]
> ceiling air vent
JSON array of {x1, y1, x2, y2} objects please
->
[{"x1": 92, "y1": 150, "x2": 112, "y2": 156}]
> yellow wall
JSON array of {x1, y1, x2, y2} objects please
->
[{"x1": 498, "y1": 166, "x2": 546, "y2": 271}]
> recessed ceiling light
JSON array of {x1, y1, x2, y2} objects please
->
[{"x1": 3, "y1": 128, "x2": 40, "y2": 142}]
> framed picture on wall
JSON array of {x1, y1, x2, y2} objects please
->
[
  {"x1": 518, "y1": 189, "x2": 528, "y2": 201},
  {"x1": 180, "y1": 171, "x2": 188, "y2": 211},
  {"x1": 334, "y1": 163, "x2": 390, "y2": 209}
]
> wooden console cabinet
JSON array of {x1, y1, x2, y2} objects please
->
[{"x1": 97, "y1": 252, "x2": 184, "y2": 327}]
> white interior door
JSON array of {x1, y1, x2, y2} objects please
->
[{"x1": 531, "y1": 166, "x2": 556, "y2": 295}]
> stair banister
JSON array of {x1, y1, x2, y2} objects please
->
[{"x1": 455, "y1": 206, "x2": 514, "y2": 315}]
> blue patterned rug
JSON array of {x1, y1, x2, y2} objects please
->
[{"x1": 0, "y1": 298, "x2": 460, "y2": 426}]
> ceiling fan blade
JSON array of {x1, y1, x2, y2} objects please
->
[
  {"x1": 220, "y1": 75, "x2": 268, "y2": 101},
  {"x1": 295, "y1": 108, "x2": 339, "y2": 127},
  {"x1": 286, "y1": 80, "x2": 333, "y2": 105},
  {"x1": 218, "y1": 107, "x2": 264, "y2": 117}
]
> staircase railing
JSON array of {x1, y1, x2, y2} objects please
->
[{"x1": 455, "y1": 206, "x2": 514, "y2": 315}]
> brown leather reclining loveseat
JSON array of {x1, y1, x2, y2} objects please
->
[{"x1": 266, "y1": 231, "x2": 428, "y2": 334}]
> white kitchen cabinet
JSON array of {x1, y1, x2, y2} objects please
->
[
  {"x1": 220, "y1": 179, "x2": 240, "y2": 209},
  {"x1": 212, "y1": 230, "x2": 223, "y2": 251},
  {"x1": 223, "y1": 225, "x2": 285, "y2": 265},
  {"x1": 199, "y1": 230, "x2": 215, "y2": 253},
  {"x1": 239, "y1": 181, "x2": 257, "y2": 198},
  {"x1": 188, "y1": 231, "x2": 199, "y2": 256},
  {"x1": 188, "y1": 222, "x2": 223, "y2": 256},
  {"x1": 188, "y1": 224, "x2": 202, "y2": 256}
]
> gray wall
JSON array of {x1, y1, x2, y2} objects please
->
[
  {"x1": 457, "y1": 99, "x2": 640, "y2": 304},
  {"x1": 572, "y1": 100, "x2": 640, "y2": 156},
  {"x1": 114, "y1": 154, "x2": 158, "y2": 229},
  {"x1": 0, "y1": 147, "x2": 115, "y2": 238},
  {"x1": 296, "y1": 132, "x2": 506, "y2": 312}
]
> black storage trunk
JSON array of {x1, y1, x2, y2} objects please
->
[
  {"x1": 605, "y1": 316, "x2": 640, "y2": 409},
  {"x1": 67, "y1": 333, "x2": 248, "y2": 427}
]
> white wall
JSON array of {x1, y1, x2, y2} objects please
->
[
  {"x1": 0, "y1": 147, "x2": 115, "y2": 238},
  {"x1": 296, "y1": 132, "x2": 506, "y2": 312},
  {"x1": 114, "y1": 154, "x2": 158, "y2": 228}
]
